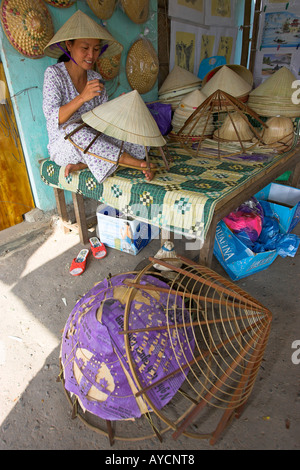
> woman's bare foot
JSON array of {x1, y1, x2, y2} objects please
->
[
  {"x1": 119, "y1": 152, "x2": 155, "y2": 181},
  {"x1": 65, "y1": 162, "x2": 88, "y2": 177}
]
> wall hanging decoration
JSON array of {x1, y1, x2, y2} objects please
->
[
  {"x1": 96, "y1": 39, "x2": 123, "y2": 81},
  {"x1": 64, "y1": 90, "x2": 170, "y2": 172},
  {"x1": 204, "y1": 0, "x2": 237, "y2": 27},
  {"x1": 168, "y1": 0, "x2": 205, "y2": 25},
  {"x1": 87, "y1": 0, "x2": 117, "y2": 20},
  {"x1": 0, "y1": 0, "x2": 54, "y2": 59},
  {"x1": 58, "y1": 257, "x2": 272, "y2": 446},
  {"x1": 120, "y1": 0, "x2": 149, "y2": 24},
  {"x1": 43, "y1": 9, "x2": 121, "y2": 59},
  {"x1": 126, "y1": 38, "x2": 159, "y2": 95},
  {"x1": 43, "y1": 0, "x2": 75, "y2": 7}
]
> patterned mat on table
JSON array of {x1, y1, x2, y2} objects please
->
[{"x1": 40, "y1": 141, "x2": 296, "y2": 246}]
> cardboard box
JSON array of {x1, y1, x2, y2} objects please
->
[
  {"x1": 96, "y1": 205, "x2": 159, "y2": 255},
  {"x1": 214, "y1": 220, "x2": 278, "y2": 281},
  {"x1": 255, "y1": 183, "x2": 300, "y2": 233}
]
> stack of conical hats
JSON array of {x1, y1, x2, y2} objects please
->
[
  {"x1": 202, "y1": 64, "x2": 253, "y2": 88},
  {"x1": 171, "y1": 89, "x2": 214, "y2": 136},
  {"x1": 158, "y1": 66, "x2": 201, "y2": 110},
  {"x1": 201, "y1": 65, "x2": 252, "y2": 102},
  {"x1": 247, "y1": 67, "x2": 300, "y2": 118}
]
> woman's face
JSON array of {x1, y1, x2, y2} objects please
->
[{"x1": 66, "y1": 38, "x2": 101, "y2": 69}]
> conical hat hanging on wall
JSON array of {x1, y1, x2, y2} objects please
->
[
  {"x1": 120, "y1": 0, "x2": 149, "y2": 24},
  {"x1": 201, "y1": 65, "x2": 252, "y2": 99},
  {"x1": 81, "y1": 90, "x2": 166, "y2": 147},
  {"x1": 0, "y1": 0, "x2": 54, "y2": 59},
  {"x1": 44, "y1": 0, "x2": 75, "y2": 7},
  {"x1": 43, "y1": 9, "x2": 120, "y2": 59},
  {"x1": 87, "y1": 0, "x2": 117, "y2": 19},
  {"x1": 159, "y1": 66, "x2": 201, "y2": 94}
]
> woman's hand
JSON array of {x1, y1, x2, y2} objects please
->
[
  {"x1": 58, "y1": 79, "x2": 105, "y2": 125},
  {"x1": 80, "y1": 79, "x2": 104, "y2": 103}
]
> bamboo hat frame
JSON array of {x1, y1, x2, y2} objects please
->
[
  {"x1": 65, "y1": 90, "x2": 170, "y2": 172},
  {"x1": 0, "y1": 0, "x2": 54, "y2": 59},
  {"x1": 58, "y1": 256, "x2": 272, "y2": 446}
]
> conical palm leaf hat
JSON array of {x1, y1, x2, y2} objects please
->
[
  {"x1": 179, "y1": 89, "x2": 207, "y2": 109},
  {"x1": 43, "y1": 9, "x2": 119, "y2": 58},
  {"x1": 250, "y1": 66, "x2": 296, "y2": 99},
  {"x1": 159, "y1": 66, "x2": 201, "y2": 94},
  {"x1": 87, "y1": 0, "x2": 117, "y2": 20},
  {"x1": 201, "y1": 65, "x2": 252, "y2": 98},
  {"x1": 81, "y1": 90, "x2": 166, "y2": 147}
]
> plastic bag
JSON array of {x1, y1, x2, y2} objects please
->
[
  {"x1": 146, "y1": 102, "x2": 172, "y2": 135},
  {"x1": 223, "y1": 197, "x2": 264, "y2": 247}
]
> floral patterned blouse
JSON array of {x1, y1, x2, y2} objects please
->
[{"x1": 43, "y1": 62, "x2": 145, "y2": 183}]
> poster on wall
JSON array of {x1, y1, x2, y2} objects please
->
[
  {"x1": 169, "y1": 20, "x2": 201, "y2": 74},
  {"x1": 253, "y1": 2, "x2": 300, "y2": 86},
  {"x1": 204, "y1": 0, "x2": 237, "y2": 27},
  {"x1": 168, "y1": 0, "x2": 205, "y2": 25},
  {"x1": 169, "y1": 20, "x2": 237, "y2": 76}
]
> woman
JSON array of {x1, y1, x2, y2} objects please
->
[{"x1": 42, "y1": 13, "x2": 154, "y2": 183}]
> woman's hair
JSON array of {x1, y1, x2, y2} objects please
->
[{"x1": 57, "y1": 40, "x2": 74, "y2": 63}]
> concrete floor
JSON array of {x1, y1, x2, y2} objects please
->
[{"x1": 0, "y1": 209, "x2": 299, "y2": 451}]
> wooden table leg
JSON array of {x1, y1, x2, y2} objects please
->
[
  {"x1": 199, "y1": 219, "x2": 218, "y2": 267},
  {"x1": 289, "y1": 160, "x2": 300, "y2": 187},
  {"x1": 53, "y1": 188, "x2": 70, "y2": 234},
  {"x1": 72, "y1": 192, "x2": 89, "y2": 245}
]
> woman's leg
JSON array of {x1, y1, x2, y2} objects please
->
[
  {"x1": 119, "y1": 152, "x2": 155, "y2": 181},
  {"x1": 64, "y1": 162, "x2": 88, "y2": 177}
]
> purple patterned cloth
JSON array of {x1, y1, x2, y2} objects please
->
[
  {"x1": 61, "y1": 273, "x2": 194, "y2": 421},
  {"x1": 43, "y1": 63, "x2": 146, "y2": 183}
]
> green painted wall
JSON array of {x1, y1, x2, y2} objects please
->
[{"x1": 0, "y1": 0, "x2": 158, "y2": 212}]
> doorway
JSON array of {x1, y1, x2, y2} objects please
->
[{"x1": 0, "y1": 62, "x2": 35, "y2": 231}]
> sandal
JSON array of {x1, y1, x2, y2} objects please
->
[
  {"x1": 69, "y1": 249, "x2": 89, "y2": 276},
  {"x1": 89, "y1": 237, "x2": 107, "y2": 259}
]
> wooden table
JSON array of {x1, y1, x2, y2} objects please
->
[{"x1": 41, "y1": 144, "x2": 300, "y2": 268}]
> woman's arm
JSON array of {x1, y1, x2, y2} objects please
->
[{"x1": 58, "y1": 79, "x2": 105, "y2": 124}]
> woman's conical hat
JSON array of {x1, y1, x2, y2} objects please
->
[
  {"x1": 43, "y1": 9, "x2": 119, "y2": 58},
  {"x1": 159, "y1": 66, "x2": 201, "y2": 94},
  {"x1": 201, "y1": 65, "x2": 252, "y2": 98},
  {"x1": 87, "y1": 0, "x2": 117, "y2": 20},
  {"x1": 0, "y1": 0, "x2": 54, "y2": 59},
  {"x1": 81, "y1": 90, "x2": 166, "y2": 147},
  {"x1": 250, "y1": 66, "x2": 297, "y2": 99}
]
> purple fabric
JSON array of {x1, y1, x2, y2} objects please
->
[{"x1": 61, "y1": 273, "x2": 194, "y2": 421}]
